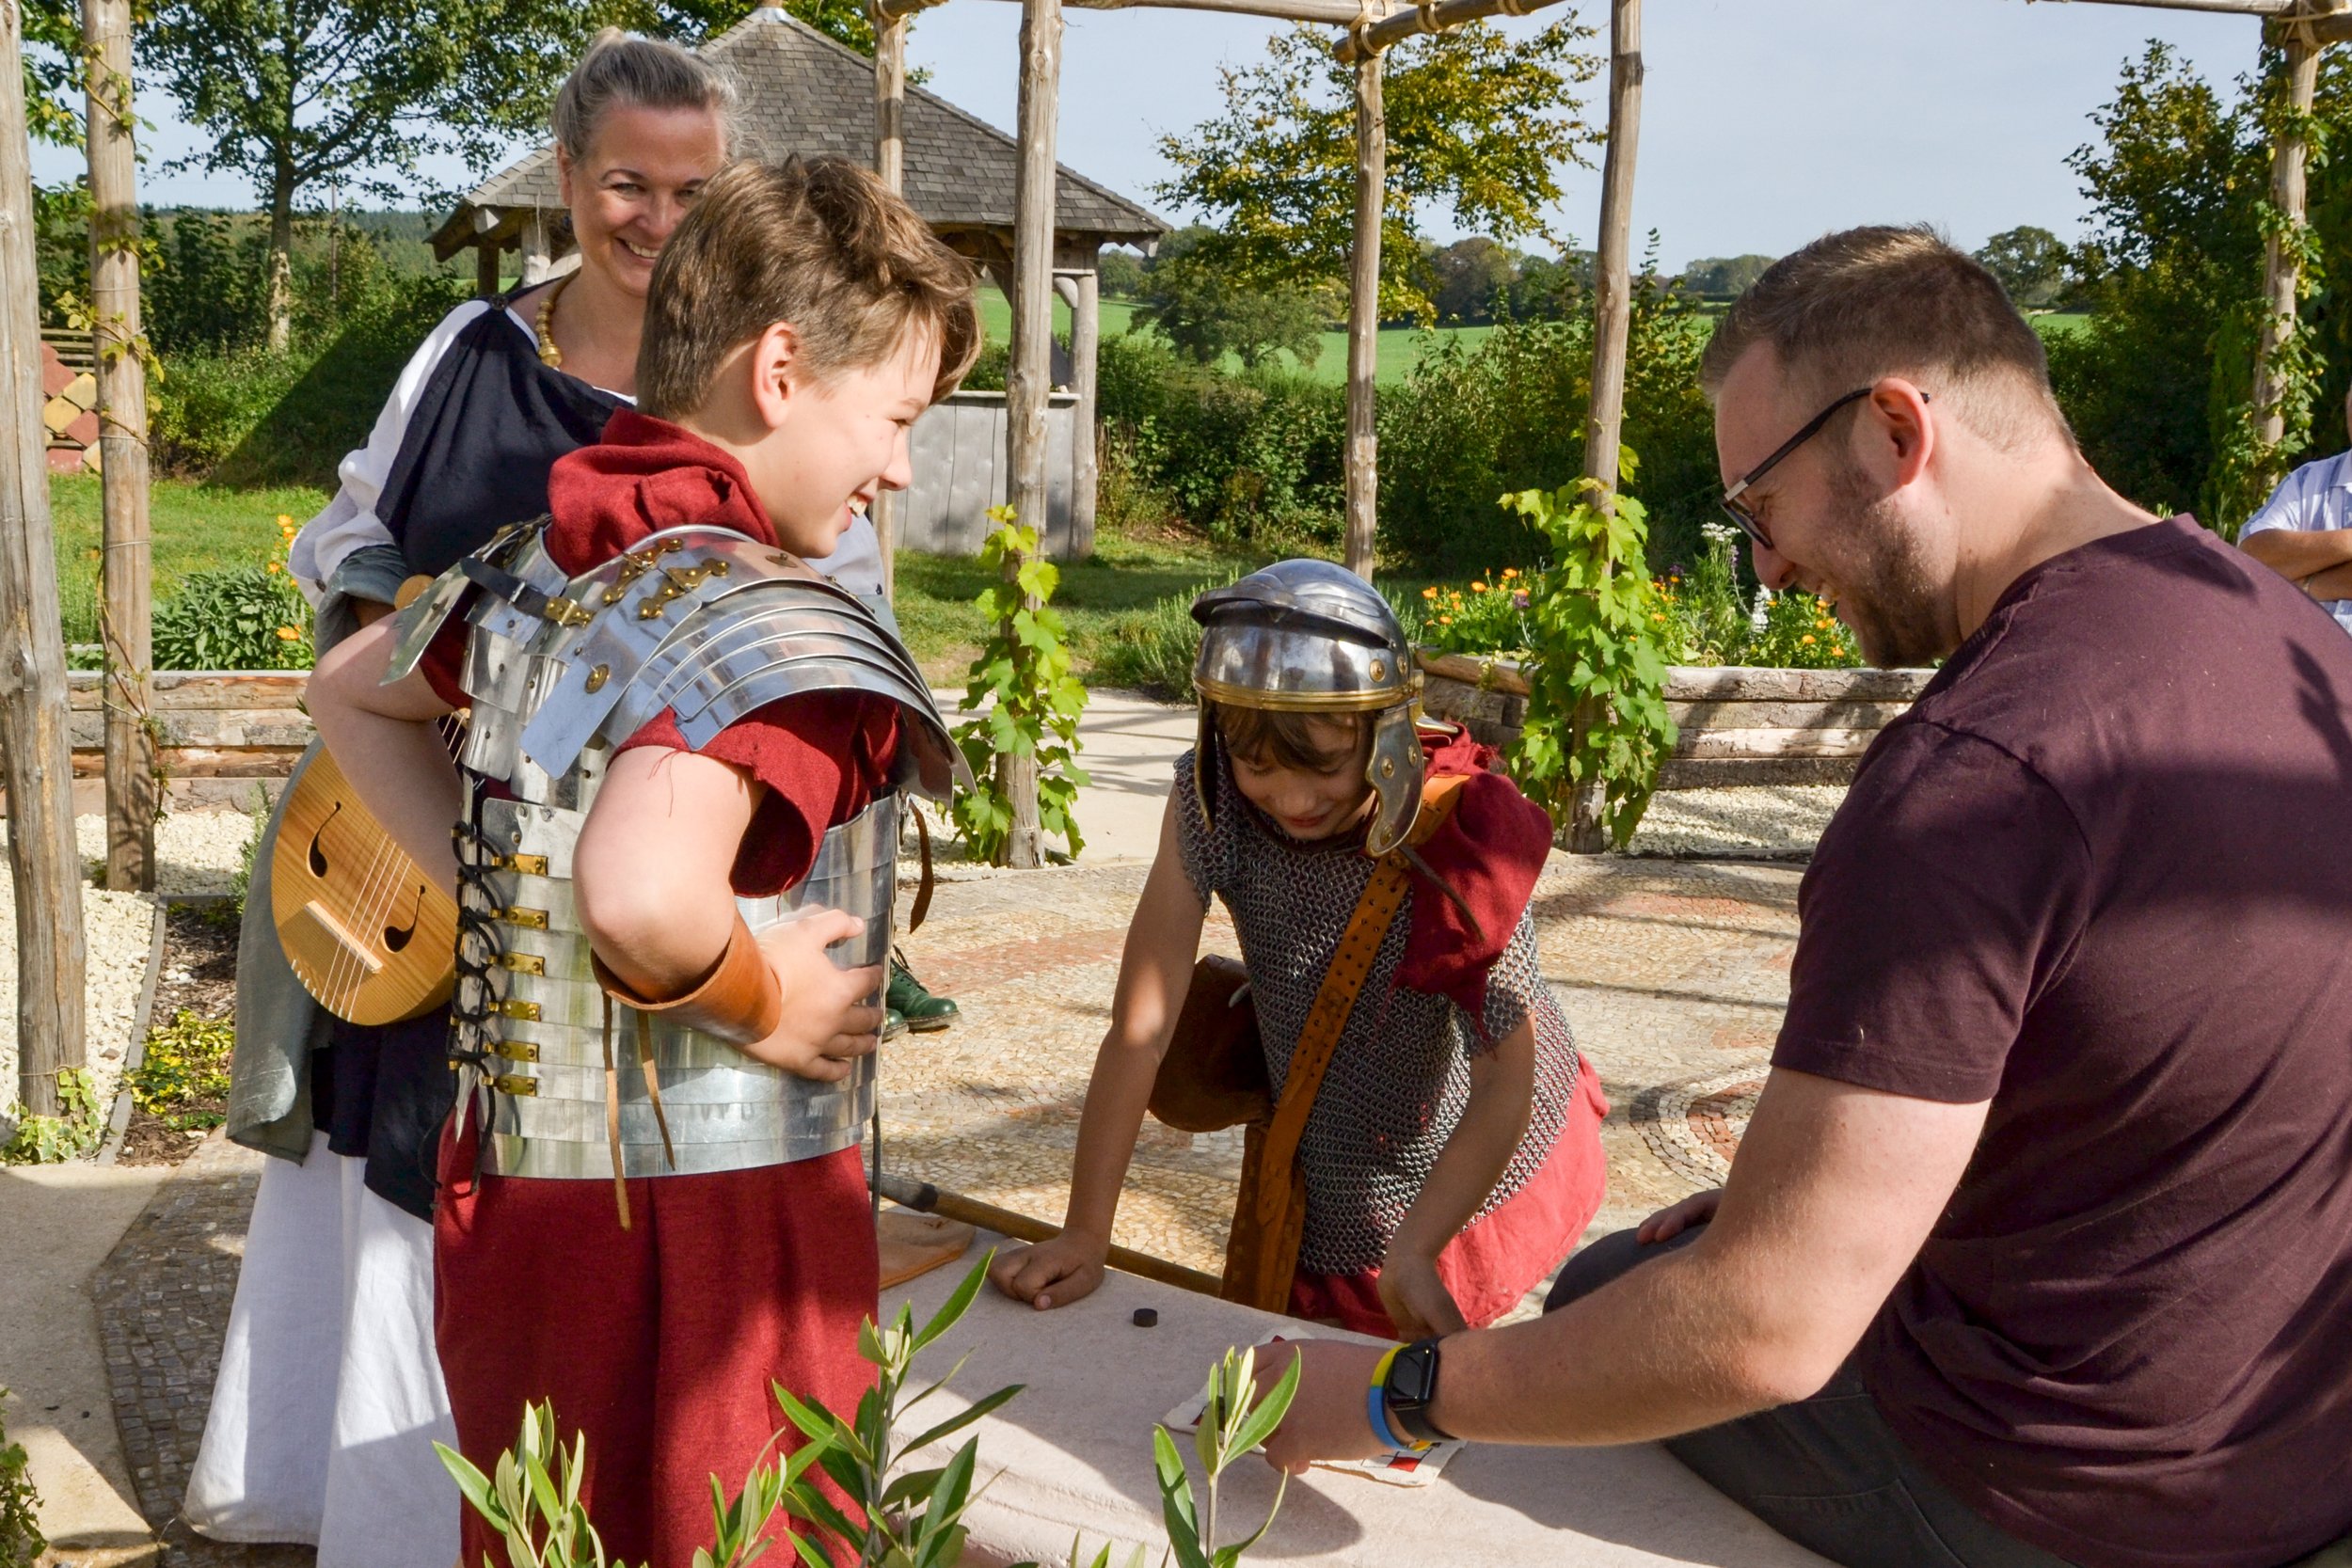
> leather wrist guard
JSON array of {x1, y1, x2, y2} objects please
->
[{"x1": 592, "y1": 912, "x2": 783, "y2": 1048}]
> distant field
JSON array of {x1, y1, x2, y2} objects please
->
[
  {"x1": 2033, "y1": 311, "x2": 2092, "y2": 339},
  {"x1": 977, "y1": 285, "x2": 1492, "y2": 387}
]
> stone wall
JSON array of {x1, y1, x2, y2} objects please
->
[
  {"x1": 1417, "y1": 651, "x2": 1935, "y2": 789},
  {"x1": 0, "y1": 672, "x2": 312, "y2": 816}
]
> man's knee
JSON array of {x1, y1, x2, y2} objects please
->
[{"x1": 1543, "y1": 1223, "x2": 1706, "y2": 1313}]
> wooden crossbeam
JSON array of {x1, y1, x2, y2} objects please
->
[
  {"x1": 879, "y1": 0, "x2": 1367, "y2": 24},
  {"x1": 1336, "y1": 0, "x2": 1572, "y2": 62},
  {"x1": 2029, "y1": 0, "x2": 2292, "y2": 14}
]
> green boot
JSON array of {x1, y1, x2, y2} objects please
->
[{"x1": 887, "y1": 947, "x2": 959, "y2": 1033}]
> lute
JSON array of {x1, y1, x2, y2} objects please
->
[{"x1": 272, "y1": 743, "x2": 458, "y2": 1025}]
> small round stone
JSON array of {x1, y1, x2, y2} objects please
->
[{"x1": 1132, "y1": 1307, "x2": 1159, "y2": 1328}]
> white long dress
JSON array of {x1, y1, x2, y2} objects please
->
[{"x1": 187, "y1": 296, "x2": 890, "y2": 1564}]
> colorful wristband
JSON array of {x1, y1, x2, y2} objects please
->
[{"x1": 1364, "y1": 1345, "x2": 1428, "y2": 1453}]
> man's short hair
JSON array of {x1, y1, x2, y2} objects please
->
[
  {"x1": 1699, "y1": 225, "x2": 2071, "y2": 451},
  {"x1": 637, "y1": 156, "x2": 980, "y2": 420}
]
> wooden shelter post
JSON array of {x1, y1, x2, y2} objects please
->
[
  {"x1": 1000, "y1": 0, "x2": 1065, "y2": 868},
  {"x1": 2253, "y1": 15, "x2": 2326, "y2": 452},
  {"x1": 1057, "y1": 263, "x2": 1102, "y2": 557},
  {"x1": 873, "y1": 1, "x2": 910, "y2": 599},
  {"x1": 476, "y1": 237, "x2": 502, "y2": 297},
  {"x1": 1565, "y1": 0, "x2": 1643, "y2": 852},
  {"x1": 1343, "y1": 40, "x2": 1386, "y2": 579},
  {"x1": 1, "y1": 0, "x2": 90, "y2": 1115},
  {"x1": 85, "y1": 0, "x2": 154, "y2": 891}
]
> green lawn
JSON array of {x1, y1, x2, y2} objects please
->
[
  {"x1": 977, "y1": 284, "x2": 1494, "y2": 388},
  {"x1": 52, "y1": 472, "x2": 1252, "y2": 683},
  {"x1": 2032, "y1": 311, "x2": 2092, "y2": 340},
  {"x1": 49, "y1": 473, "x2": 329, "y2": 643}
]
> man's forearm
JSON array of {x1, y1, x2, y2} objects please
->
[
  {"x1": 1429, "y1": 1234, "x2": 1821, "y2": 1446},
  {"x1": 2241, "y1": 526, "x2": 2352, "y2": 580},
  {"x1": 2301, "y1": 561, "x2": 2352, "y2": 601}
]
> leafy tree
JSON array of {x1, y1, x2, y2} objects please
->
[
  {"x1": 1154, "y1": 20, "x2": 1600, "y2": 324},
  {"x1": 1136, "y1": 247, "x2": 1328, "y2": 369},
  {"x1": 1677, "y1": 254, "x2": 1772, "y2": 297},
  {"x1": 141, "y1": 0, "x2": 623, "y2": 353},
  {"x1": 1974, "y1": 226, "x2": 2072, "y2": 309},
  {"x1": 1428, "y1": 235, "x2": 1520, "y2": 324},
  {"x1": 1096, "y1": 245, "x2": 1149, "y2": 299},
  {"x1": 20, "y1": 0, "x2": 84, "y2": 147},
  {"x1": 1504, "y1": 249, "x2": 1590, "y2": 321}
]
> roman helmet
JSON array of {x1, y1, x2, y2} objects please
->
[{"x1": 1190, "y1": 558, "x2": 1426, "y2": 856}]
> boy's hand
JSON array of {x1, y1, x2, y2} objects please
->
[
  {"x1": 1637, "y1": 1187, "x2": 1722, "y2": 1244},
  {"x1": 989, "y1": 1229, "x2": 1108, "y2": 1310},
  {"x1": 1377, "y1": 1250, "x2": 1468, "y2": 1340},
  {"x1": 738, "y1": 910, "x2": 885, "y2": 1081}
]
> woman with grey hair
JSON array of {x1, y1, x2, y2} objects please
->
[{"x1": 187, "y1": 33, "x2": 735, "y2": 1565}]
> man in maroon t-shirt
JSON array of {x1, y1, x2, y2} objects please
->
[{"x1": 1255, "y1": 228, "x2": 2352, "y2": 1568}]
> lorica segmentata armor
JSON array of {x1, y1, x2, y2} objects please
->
[{"x1": 389, "y1": 519, "x2": 968, "y2": 1182}]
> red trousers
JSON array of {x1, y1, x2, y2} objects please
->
[
  {"x1": 436, "y1": 1123, "x2": 877, "y2": 1568},
  {"x1": 1289, "y1": 1053, "x2": 1612, "y2": 1336}
]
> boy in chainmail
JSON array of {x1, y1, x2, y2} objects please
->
[{"x1": 992, "y1": 561, "x2": 1609, "y2": 1343}]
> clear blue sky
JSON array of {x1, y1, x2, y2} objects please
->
[{"x1": 31, "y1": 0, "x2": 2262, "y2": 274}]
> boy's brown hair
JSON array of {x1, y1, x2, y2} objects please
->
[
  {"x1": 636, "y1": 155, "x2": 981, "y2": 419},
  {"x1": 1698, "y1": 224, "x2": 2070, "y2": 452},
  {"x1": 1211, "y1": 702, "x2": 1368, "y2": 773}
]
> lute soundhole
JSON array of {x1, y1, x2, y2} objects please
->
[{"x1": 307, "y1": 800, "x2": 342, "y2": 878}]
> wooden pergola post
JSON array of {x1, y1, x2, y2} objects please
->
[
  {"x1": 1565, "y1": 0, "x2": 1643, "y2": 852},
  {"x1": 1, "y1": 0, "x2": 90, "y2": 1117},
  {"x1": 1057, "y1": 262, "x2": 1102, "y2": 557},
  {"x1": 85, "y1": 0, "x2": 153, "y2": 892},
  {"x1": 873, "y1": 0, "x2": 909, "y2": 600},
  {"x1": 999, "y1": 0, "x2": 1064, "y2": 869},
  {"x1": 1342, "y1": 40, "x2": 1386, "y2": 580},
  {"x1": 2253, "y1": 14, "x2": 2326, "y2": 451}
]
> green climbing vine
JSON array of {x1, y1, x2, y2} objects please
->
[
  {"x1": 1502, "y1": 451, "x2": 1678, "y2": 850},
  {"x1": 951, "y1": 506, "x2": 1089, "y2": 863},
  {"x1": 0, "y1": 1387, "x2": 46, "y2": 1568},
  {"x1": 1, "y1": 1067, "x2": 104, "y2": 1166},
  {"x1": 2205, "y1": 44, "x2": 2332, "y2": 539}
]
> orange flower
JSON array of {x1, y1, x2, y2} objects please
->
[
  {"x1": 1502, "y1": 568, "x2": 1518, "y2": 579},
  {"x1": 1470, "y1": 581, "x2": 1488, "y2": 594},
  {"x1": 1437, "y1": 614, "x2": 1454, "y2": 626},
  {"x1": 276, "y1": 626, "x2": 300, "y2": 641},
  {"x1": 276, "y1": 514, "x2": 293, "y2": 529},
  {"x1": 1800, "y1": 634, "x2": 1817, "y2": 646},
  {"x1": 1422, "y1": 585, "x2": 1438, "y2": 599},
  {"x1": 265, "y1": 562, "x2": 281, "y2": 574}
]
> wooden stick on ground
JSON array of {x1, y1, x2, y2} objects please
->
[{"x1": 873, "y1": 1172, "x2": 1228, "y2": 1296}]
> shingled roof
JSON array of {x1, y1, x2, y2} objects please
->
[{"x1": 430, "y1": 6, "x2": 1166, "y2": 262}]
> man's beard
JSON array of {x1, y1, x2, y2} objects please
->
[{"x1": 1823, "y1": 466, "x2": 1947, "y2": 669}]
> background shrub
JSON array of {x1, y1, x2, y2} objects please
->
[{"x1": 152, "y1": 566, "x2": 314, "y2": 670}]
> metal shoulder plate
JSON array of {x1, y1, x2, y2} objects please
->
[
  {"x1": 514, "y1": 526, "x2": 971, "y2": 802},
  {"x1": 382, "y1": 517, "x2": 566, "y2": 685}
]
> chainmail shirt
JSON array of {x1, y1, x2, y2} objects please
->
[{"x1": 1174, "y1": 751, "x2": 1582, "y2": 1275}]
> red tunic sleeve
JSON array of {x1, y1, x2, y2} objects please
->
[{"x1": 614, "y1": 691, "x2": 903, "y2": 897}]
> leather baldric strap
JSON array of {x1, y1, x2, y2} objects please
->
[{"x1": 1223, "y1": 772, "x2": 1470, "y2": 1310}]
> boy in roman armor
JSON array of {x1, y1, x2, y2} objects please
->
[
  {"x1": 992, "y1": 562, "x2": 1609, "y2": 1341},
  {"x1": 308, "y1": 155, "x2": 978, "y2": 1566}
]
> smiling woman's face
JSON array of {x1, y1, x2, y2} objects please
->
[{"x1": 557, "y1": 103, "x2": 729, "y2": 301}]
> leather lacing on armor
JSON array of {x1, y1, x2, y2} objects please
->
[{"x1": 442, "y1": 788, "x2": 508, "y2": 1190}]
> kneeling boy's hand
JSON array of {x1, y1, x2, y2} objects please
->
[
  {"x1": 1377, "y1": 1252, "x2": 1468, "y2": 1340},
  {"x1": 740, "y1": 910, "x2": 885, "y2": 1081},
  {"x1": 990, "y1": 1229, "x2": 1108, "y2": 1309}
]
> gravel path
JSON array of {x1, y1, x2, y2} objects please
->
[
  {"x1": 1, "y1": 811, "x2": 255, "y2": 1127},
  {"x1": 1630, "y1": 784, "x2": 1846, "y2": 859}
]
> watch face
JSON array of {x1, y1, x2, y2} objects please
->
[{"x1": 1395, "y1": 1346, "x2": 1436, "y2": 1402}]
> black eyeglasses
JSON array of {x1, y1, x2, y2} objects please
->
[{"x1": 1719, "y1": 387, "x2": 1928, "y2": 552}]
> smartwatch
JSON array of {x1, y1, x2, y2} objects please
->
[{"x1": 1381, "y1": 1336, "x2": 1456, "y2": 1446}]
